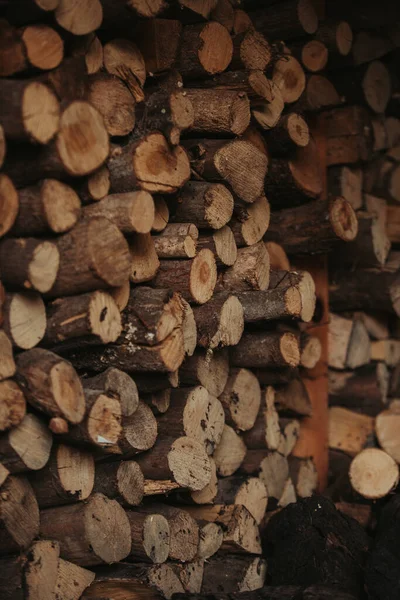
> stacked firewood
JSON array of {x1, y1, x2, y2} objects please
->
[{"x1": 0, "y1": 0, "x2": 398, "y2": 599}]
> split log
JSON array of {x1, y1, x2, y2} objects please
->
[
  {"x1": 118, "y1": 401, "x2": 158, "y2": 456},
  {"x1": 251, "y1": 0, "x2": 318, "y2": 40},
  {"x1": 83, "y1": 367, "x2": 139, "y2": 418},
  {"x1": 64, "y1": 389, "x2": 122, "y2": 451},
  {"x1": 126, "y1": 511, "x2": 170, "y2": 563},
  {"x1": 54, "y1": 558, "x2": 95, "y2": 600},
  {"x1": 265, "y1": 140, "x2": 323, "y2": 207},
  {"x1": 219, "y1": 242, "x2": 270, "y2": 293},
  {"x1": 77, "y1": 166, "x2": 110, "y2": 205},
  {"x1": 40, "y1": 493, "x2": 131, "y2": 566},
  {"x1": 157, "y1": 386, "x2": 224, "y2": 454},
  {"x1": 182, "y1": 299, "x2": 197, "y2": 357},
  {"x1": 93, "y1": 460, "x2": 144, "y2": 506},
  {"x1": 349, "y1": 448, "x2": 399, "y2": 499},
  {"x1": 0, "y1": 380, "x2": 25, "y2": 433},
  {"x1": 2, "y1": 292, "x2": 46, "y2": 349},
  {"x1": 257, "y1": 451, "x2": 291, "y2": 504},
  {"x1": 275, "y1": 377, "x2": 312, "y2": 416},
  {"x1": 213, "y1": 424, "x2": 247, "y2": 476},
  {"x1": 12, "y1": 180, "x2": 81, "y2": 236},
  {"x1": 324, "y1": 105, "x2": 373, "y2": 166},
  {"x1": 220, "y1": 368, "x2": 261, "y2": 432},
  {"x1": 174, "y1": 181, "x2": 234, "y2": 230},
  {"x1": 16, "y1": 348, "x2": 85, "y2": 423},
  {"x1": 0, "y1": 475, "x2": 39, "y2": 555},
  {"x1": 47, "y1": 218, "x2": 131, "y2": 297},
  {"x1": 83, "y1": 192, "x2": 154, "y2": 235},
  {"x1": 136, "y1": 436, "x2": 211, "y2": 492},
  {"x1": 278, "y1": 419, "x2": 301, "y2": 457},
  {"x1": 183, "y1": 138, "x2": 268, "y2": 204},
  {"x1": 0, "y1": 79, "x2": 60, "y2": 144},
  {"x1": 44, "y1": 291, "x2": 122, "y2": 349},
  {"x1": 179, "y1": 348, "x2": 229, "y2": 397},
  {"x1": 184, "y1": 504, "x2": 261, "y2": 555},
  {"x1": 177, "y1": 22, "x2": 233, "y2": 78},
  {"x1": 0, "y1": 331, "x2": 16, "y2": 381},
  {"x1": 102, "y1": 38, "x2": 145, "y2": 102},
  {"x1": 328, "y1": 406, "x2": 374, "y2": 456},
  {"x1": 243, "y1": 387, "x2": 282, "y2": 451},
  {"x1": 231, "y1": 196, "x2": 270, "y2": 247},
  {"x1": 196, "y1": 226, "x2": 237, "y2": 268},
  {"x1": 152, "y1": 197, "x2": 169, "y2": 233},
  {"x1": 327, "y1": 166, "x2": 363, "y2": 210},
  {"x1": 88, "y1": 73, "x2": 135, "y2": 137},
  {"x1": 193, "y1": 294, "x2": 244, "y2": 349},
  {"x1": 197, "y1": 522, "x2": 223, "y2": 559},
  {"x1": 200, "y1": 556, "x2": 266, "y2": 594},
  {"x1": 0, "y1": 539, "x2": 60, "y2": 600},
  {"x1": 215, "y1": 477, "x2": 268, "y2": 524},
  {"x1": 136, "y1": 19, "x2": 182, "y2": 74},
  {"x1": 252, "y1": 82, "x2": 284, "y2": 131},
  {"x1": 328, "y1": 313, "x2": 370, "y2": 370},
  {"x1": 29, "y1": 443, "x2": 94, "y2": 507},
  {"x1": 272, "y1": 55, "x2": 306, "y2": 104},
  {"x1": 288, "y1": 457, "x2": 318, "y2": 498},
  {"x1": 330, "y1": 252, "x2": 400, "y2": 316},
  {"x1": 0, "y1": 413, "x2": 52, "y2": 473},
  {"x1": 0, "y1": 238, "x2": 59, "y2": 294},
  {"x1": 231, "y1": 332, "x2": 300, "y2": 369},
  {"x1": 185, "y1": 89, "x2": 250, "y2": 136},
  {"x1": 128, "y1": 233, "x2": 160, "y2": 284},
  {"x1": 376, "y1": 409, "x2": 400, "y2": 464},
  {"x1": 330, "y1": 360, "x2": 389, "y2": 416},
  {"x1": 107, "y1": 131, "x2": 190, "y2": 194}
]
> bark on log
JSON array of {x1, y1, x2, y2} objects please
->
[
  {"x1": 40, "y1": 493, "x2": 131, "y2": 566},
  {"x1": 29, "y1": 443, "x2": 94, "y2": 507},
  {"x1": 185, "y1": 89, "x2": 250, "y2": 136},
  {"x1": 77, "y1": 167, "x2": 110, "y2": 205},
  {"x1": 47, "y1": 218, "x2": 131, "y2": 297},
  {"x1": 152, "y1": 197, "x2": 169, "y2": 233},
  {"x1": 83, "y1": 367, "x2": 139, "y2": 418},
  {"x1": 0, "y1": 238, "x2": 59, "y2": 294},
  {"x1": 316, "y1": 20, "x2": 353, "y2": 58},
  {"x1": 265, "y1": 114, "x2": 310, "y2": 156},
  {"x1": 83, "y1": 191, "x2": 154, "y2": 235},
  {"x1": 128, "y1": 233, "x2": 160, "y2": 284},
  {"x1": 88, "y1": 73, "x2": 135, "y2": 138},
  {"x1": 231, "y1": 196, "x2": 270, "y2": 247},
  {"x1": 0, "y1": 475, "x2": 39, "y2": 555},
  {"x1": 324, "y1": 105, "x2": 373, "y2": 166},
  {"x1": 154, "y1": 234, "x2": 196, "y2": 259},
  {"x1": 218, "y1": 242, "x2": 270, "y2": 293},
  {"x1": 16, "y1": 348, "x2": 85, "y2": 423},
  {"x1": 0, "y1": 19, "x2": 26, "y2": 76},
  {"x1": 193, "y1": 294, "x2": 244, "y2": 349},
  {"x1": 191, "y1": 70, "x2": 275, "y2": 102},
  {"x1": 71, "y1": 33, "x2": 103, "y2": 75},
  {"x1": 0, "y1": 413, "x2": 52, "y2": 473},
  {"x1": 93, "y1": 460, "x2": 144, "y2": 506},
  {"x1": 177, "y1": 22, "x2": 233, "y2": 78},
  {"x1": 231, "y1": 331, "x2": 300, "y2": 369},
  {"x1": 138, "y1": 88, "x2": 194, "y2": 146},
  {"x1": 174, "y1": 181, "x2": 234, "y2": 230},
  {"x1": 136, "y1": 19, "x2": 182, "y2": 74},
  {"x1": 213, "y1": 424, "x2": 247, "y2": 476},
  {"x1": 237, "y1": 286, "x2": 302, "y2": 324}
]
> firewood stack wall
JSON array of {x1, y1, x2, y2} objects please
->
[{"x1": 0, "y1": 0, "x2": 398, "y2": 599}]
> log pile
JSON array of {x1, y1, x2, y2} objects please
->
[{"x1": 0, "y1": 0, "x2": 399, "y2": 599}]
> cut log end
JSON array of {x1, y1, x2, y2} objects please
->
[
  {"x1": 337, "y1": 21, "x2": 353, "y2": 56},
  {"x1": 6, "y1": 292, "x2": 46, "y2": 349},
  {"x1": 198, "y1": 22, "x2": 233, "y2": 76},
  {"x1": 42, "y1": 179, "x2": 81, "y2": 233},
  {"x1": 55, "y1": 0, "x2": 103, "y2": 35},
  {"x1": 83, "y1": 494, "x2": 131, "y2": 563},
  {"x1": 0, "y1": 476, "x2": 39, "y2": 552},
  {"x1": 349, "y1": 448, "x2": 399, "y2": 499},
  {"x1": 168, "y1": 436, "x2": 211, "y2": 491},
  {"x1": 23, "y1": 82, "x2": 60, "y2": 144},
  {"x1": 302, "y1": 40, "x2": 328, "y2": 72},
  {"x1": 8, "y1": 413, "x2": 53, "y2": 471},
  {"x1": 190, "y1": 249, "x2": 217, "y2": 304},
  {"x1": 280, "y1": 332, "x2": 301, "y2": 367},
  {"x1": 0, "y1": 174, "x2": 19, "y2": 238},
  {"x1": 117, "y1": 461, "x2": 144, "y2": 505},
  {"x1": 300, "y1": 335, "x2": 322, "y2": 369},
  {"x1": 87, "y1": 394, "x2": 122, "y2": 447},
  {"x1": 330, "y1": 197, "x2": 359, "y2": 242},
  {"x1": 21, "y1": 25, "x2": 64, "y2": 71}
]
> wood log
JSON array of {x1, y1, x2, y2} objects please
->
[
  {"x1": 265, "y1": 140, "x2": 323, "y2": 207},
  {"x1": 0, "y1": 331, "x2": 16, "y2": 382},
  {"x1": 118, "y1": 401, "x2": 157, "y2": 456},
  {"x1": 44, "y1": 291, "x2": 121, "y2": 349},
  {"x1": 183, "y1": 138, "x2": 268, "y2": 204},
  {"x1": 93, "y1": 460, "x2": 144, "y2": 506},
  {"x1": 0, "y1": 238, "x2": 59, "y2": 294},
  {"x1": 0, "y1": 413, "x2": 52, "y2": 473},
  {"x1": 231, "y1": 331, "x2": 300, "y2": 369},
  {"x1": 327, "y1": 166, "x2": 363, "y2": 210},
  {"x1": 136, "y1": 19, "x2": 182, "y2": 74},
  {"x1": 0, "y1": 539, "x2": 60, "y2": 600},
  {"x1": 197, "y1": 521, "x2": 223, "y2": 559},
  {"x1": 184, "y1": 504, "x2": 261, "y2": 555},
  {"x1": 83, "y1": 192, "x2": 154, "y2": 235},
  {"x1": 252, "y1": 81, "x2": 284, "y2": 131},
  {"x1": 71, "y1": 33, "x2": 103, "y2": 75},
  {"x1": 210, "y1": 0, "x2": 234, "y2": 30},
  {"x1": 219, "y1": 242, "x2": 270, "y2": 293},
  {"x1": 316, "y1": 20, "x2": 353, "y2": 58},
  {"x1": 136, "y1": 436, "x2": 211, "y2": 492},
  {"x1": 191, "y1": 70, "x2": 275, "y2": 102},
  {"x1": 185, "y1": 89, "x2": 250, "y2": 136},
  {"x1": 175, "y1": 181, "x2": 234, "y2": 230},
  {"x1": 181, "y1": 298, "x2": 197, "y2": 357},
  {"x1": 220, "y1": 368, "x2": 261, "y2": 432},
  {"x1": 355, "y1": 311, "x2": 388, "y2": 341},
  {"x1": 265, "y1": 114, "x2": 310, "y2": 156},
  {"x1": 179, "y1": 348, "x2": 229, "y2": 397},
  {"x1": 128, "y1": 232, "x2": 159, "y2": 284},
  {"x1": 364, "y1": 155, "x2": 400, "y2": 204},
  {"x1": 233, "y1": 8, "x2": 253, "y2": 34},
  {"x1": 177, "y1": 22, "x2": 233, "y2": 78},
  {"x1": 371, "y1": 339, "x2": 400, "y2": 367},
  {"x1": 160, "y1": 223, "x2": 199, "y2": 240},
  {"x1": 16, "y1": 348, "x2": 85, "y2": 423},
  {"x1": 12, "y1": 180, "x2": 81, "y2": 236},
  {"x1": 335, "y1": 502, "x2": 372, "y2": 529},
  {"x1": 275, "y1": 377, "x2": 312, "y2": 416},
  {"x1": 171, "y1": 560, "x2": 204, "y2": 593},
  {"x1": 215, "y1": 476, "x2": 268, "y2": 524},
  {"x1": 0, "y1": 19, "x2": 26, "y2": 76},
  {"x1": 196, "y1": 226, "x2": 237, "y2": 268},
  {"x1": 251, "y1": 0, "x2": 318, "y2": 40},
  {"x1": 137, "y1": 88, "x2": 194, "y2": 146},
  {"x1": 0, "y1": 124, "x2": 5, "y2": 169},
  {"x1": 29, "y1": 443, "x2": 94, "y2": 507},
  {"x1": 49, "y1": 417, "x2": 69, "y2": 435},
  {"x1": 376, "y1": 409, "x2": 400, "y2": 464},
  {"x1": 278, "y1": 419, "x2": 300, "y2": 457},
  {"x1": 48, "y1": 218, "x2": 131, "y2": 297},
  {"x1": 266, "y1": 242, "x2": 291, "y2": 271},
  {"x1": 193, "y1": 294, "x2": 244, "y2": 349},
  {"x1": 256, "y1": 451, "x2": 291, "y2": 503},
  {"x1": 231, "y1": 29, "x2": 271, "y2": 71},
  {"x1": 157, "y1": 386, "x2": 224, "y2": 454},
  {"x1": 77, "y1": 166, "x2": 110, "y2": 205},
  {"x1": 349, "y1": 448, "x2": 399, "y2": 499},
  {"x1": 200, "y1": 556, "x2": 267, "y2": 594},
  {"x1": 291, "y1": 40, "x2": 328, "y2": 73},
  {"x1": 329, "y1": 363, "x2": 388, "y2": 417},
  {"x1": 238, "y1": 286, "x2": 301, "y2": 324},
  {"x1": 293, "y1": 74, "x2": 341, "y2": 113},
  {"x1": 108, "y1": 132, "x2": 190, "y2": 195},
  {"x1": 143, "y1": 389, "x2": 171, "y2": 416},
  {"x1": 125, "y1": 510, "x2": 170, "y2": 563},
  {"x1": 324, "y1": 105, "x2": 373, "y2": 166},
  {"x1": 83, "y1": 367, "x2": 139, "y2": 418},
  {"x1": 64, "y1": 389, "x2": 121, "y2": 451},
  {"x1": 0, "y1": 475, "x2": 39, "y2": 555},
  {"x1": 329, "y1": 406, "x2": 374, "y2": 456},
  {"x1": 88, "y1": 73, "x2": 135, "y2": 138},
  {"x1": 43, "y1": 54, "x2": 88, "y2": 104},
  {"x1": 328, "y1": 313, "x2": 370, "y2": 370},
  {"x1": 231, "y1": 196, "x2": 270, "y2": 247},
  {"x1": 152, "y1": 197, "x2": 169, "y2": 233},
  {"x1": 54, "y1": 0, "x2": 102, "y2": 35},
  {"x1": 2, "y1": 292, "x2": 46, "y2": 349},
  {"x1": 272, "y1": 55, "x2": 306, "y2": 104},
  {"x1": 20, "y1": 24, "x2": 63, "y2": 71},
  {"x1": 213, "y1": 424, "x2": 247, "y2": 476},
  {"x1": 190, "y1": 456, "x2": 218, "y2": 505},
  {"x1": 288, "y1": 456, "x2": 318, "y2": 498},
  {"x1": 40, "y1": 493, "x2": 131, "y2": 566},
  {"x1": 330, "y1": 252, "x2": 400, "y2": 316},
  {"x1": 243, "y1": 386, "x2": 282, "y2": 451},
  {"x1": 54, "y1": 558, "x2": 95, "y2": 600},
  {"x1": 0, "y1": 79, "x2": 60, "y2": 144}
]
